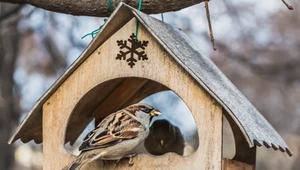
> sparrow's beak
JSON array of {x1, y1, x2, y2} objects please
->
[
  {"x1": 160, "y1": 140, "x2": 164, "y2": 146},
  {"x1": 150, "y1": 110, "x2": 161, "y2": 117}
]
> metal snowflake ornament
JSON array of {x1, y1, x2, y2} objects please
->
[{"x1": 116, "y1": 33, "x2": 149, "y2": 68}]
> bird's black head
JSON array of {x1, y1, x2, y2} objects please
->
[{"x1": 144, "y1": 119, "x2": 185, "y2": 155}]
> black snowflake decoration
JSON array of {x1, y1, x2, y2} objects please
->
[{"x1": 116, "y1": 33, "x2": 149, "y2": 68}]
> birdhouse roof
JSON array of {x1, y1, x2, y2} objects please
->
[{"x1": 9, "y1": 3, "x2": 291, "y2": 156}]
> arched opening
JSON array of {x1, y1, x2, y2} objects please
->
[{"x1": 64, "y1": 77, "x2": 199, "y2": 157}]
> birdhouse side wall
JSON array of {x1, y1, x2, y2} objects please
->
[{"x1": 42, "y1": 18, "x2": 222, "y2": 170}]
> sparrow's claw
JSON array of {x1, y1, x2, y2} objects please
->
[
  {"x1": 116, "y1": 158, "x2": 121, "y2": 163},
  {"x1": 128, "y1": 157, "x2": 134, "y2": 166},
  {"x1": 123, "y1": 153, "x2": 136, "y2": 166}
]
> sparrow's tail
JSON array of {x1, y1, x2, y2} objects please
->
[{"x1": 62, "y1": 152, "x2": 91, "y2": 170}]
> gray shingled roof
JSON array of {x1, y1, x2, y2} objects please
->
[{"x1": 9, "y1": 3, "x2": 291, "y2": 156}]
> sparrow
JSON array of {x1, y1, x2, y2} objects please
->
[
  {"x1": 63, "y1": 103, "x2": 161, "y2": 170},
  {"x1": 144, "y1": 119, "x2": 185, "y2": 156}
]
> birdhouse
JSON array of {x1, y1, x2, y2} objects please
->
[{"x1": 9, "y1": 3, "x2": 291, "y2": 170}]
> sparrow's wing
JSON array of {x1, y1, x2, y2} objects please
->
[{"x1": 79, "y1": 111, "x2": 143, "y2": 151}]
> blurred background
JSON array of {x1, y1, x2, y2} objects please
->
[{"x1": 0, "y1": 0, "x2": 299, "y2": 169}]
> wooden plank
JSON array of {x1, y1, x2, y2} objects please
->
[
  {"x1": 43, "y1": 18, "x2": 223, "y2": 170},
  {"x1": 92, "y1": 77, "x2": 149, "y2": 119},
  {"x1": 222, "y1": 159, "x2": 254, "y2": 170},
  {"x1": 121, "y1": 80, "x2": 169, "y2": 107},
  {"x1": 43, "y1": 93, "x2": 75, "y2": 169},
  {"x1": 65, "y1": 78, "x2": 124, "y2": 144}
]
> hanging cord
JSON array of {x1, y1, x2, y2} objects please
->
[
  {"x1": 81, "y1": 0, "x2": 114, "y2": 39},
  {"x1": 204, "y1": 0, "x2": 217, "y2": 51},
  {"x1": 135, "y1": 0, "x2": 143, "y2": 41},
  {"x1": 81, "y1": 19, "x2": 108, "y2": 39},
  {"x1": 107, "y1": 0, "x2": 114, "y2": 12}
]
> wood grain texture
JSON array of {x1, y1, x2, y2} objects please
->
[
  {"x1": 43, "y1": 19, "x2": 222, "y2": 170},
  {"x1": 92, "y1": 78, "x2": 148, "y2": 119},
  {"x1": 222, "y1": 159, "x2": 254, "y2": 170},
  {"x1": 65, "y1": 78, "x2": 124, "y2": 144},
  {"x1": 1, "y1": 0, "x2": 203, "y2": 17},
  {"x1": 120, "y1": 80, "x2": 169, "y2": 107}
]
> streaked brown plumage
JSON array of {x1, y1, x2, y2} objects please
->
[{"x1": 63, "y1": 103, "x2": 161, "y2": 170}]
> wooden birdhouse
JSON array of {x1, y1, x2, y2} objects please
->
[{"x1": 9, "y1": 3, "x2": 291, "y2": 170}]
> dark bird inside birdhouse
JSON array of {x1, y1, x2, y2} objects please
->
[{"x1": 144, "y1": 119, "x2": 186, "y2": 156}]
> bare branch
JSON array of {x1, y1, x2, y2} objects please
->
[
  {"x1": 216, "y1": 42, "x2": 300, "y2": 83},
  {"x1": 0, "y1": 0, "x2": 203, "y2": 17},
  {"x1": 204, "y1": 0, "x2": 216, "y2": 50},
  {"x1": 281, "y1": 0, "x2": 293, "y2": 10}
]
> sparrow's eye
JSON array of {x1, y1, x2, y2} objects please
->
[{"x1": 143, "y1": 108, "x2": 151, "y2": 113}]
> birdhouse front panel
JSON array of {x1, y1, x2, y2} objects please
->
[{"x1": 42, "y1": 18, "x2": 223, "y2": 170}]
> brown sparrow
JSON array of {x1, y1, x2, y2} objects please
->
[
  {"x1": 63, "y1": 103, "x2": 161, "y2": 170},
  {"x1": 144, "y1": 119, "x2": 185, "y2": 156}
]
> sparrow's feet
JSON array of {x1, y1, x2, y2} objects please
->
[
  {"x1": 128, "y1": 157, "x2": 134, "y2": 166},
  {"x1": 124, "y1": 153, "x2": 137, "y2": 166}
]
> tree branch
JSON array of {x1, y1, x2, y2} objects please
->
[
  {"x1": 216, "y1": 42, "x2": 300, "y2": 84},
  {"x1": 0, "y1": 0, "x2": 204, "y2": 17}
]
